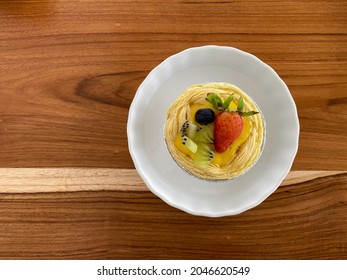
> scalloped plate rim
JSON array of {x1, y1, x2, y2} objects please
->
[{"x1": 127, "y1": 45, "x2": 300, "y2": 217}]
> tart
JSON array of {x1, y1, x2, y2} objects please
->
[{"x1": 164, "y1": 82, "x2": 265, "y2": 181}]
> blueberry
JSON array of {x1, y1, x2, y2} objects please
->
[{"x1": 195, "y1": 108, "x2": 215, "y2": 125}]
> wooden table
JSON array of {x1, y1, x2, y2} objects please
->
[{"x1": 0, "y1": 0, "x2": 346, "y2": 260}]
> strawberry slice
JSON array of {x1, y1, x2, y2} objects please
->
[{"x1": 214, "y1": 111, "x2": 244, "y2": 153}]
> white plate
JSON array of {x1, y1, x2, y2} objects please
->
[{"x1": 127, "y1": 45, "x2": 300, "y2": 217}]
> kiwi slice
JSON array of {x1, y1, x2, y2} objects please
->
[
  {"x1": 180, "y1": 135, "x2": 198, "y2": 154},
  {"x1": 193, "y1": 123, "x2": 214, "y2": 143},
  {"x1": 193, "y1": 143, "x2": 214, "y2": 168},
  {"x1": 181, "y1": 121, "x2": 198, "y2": 139}
]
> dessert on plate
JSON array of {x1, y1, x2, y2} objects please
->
[{"x1": 164, "y1": 82, "x2": 265, "y2": 181}]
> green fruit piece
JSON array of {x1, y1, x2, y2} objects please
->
[
  {"x1": 193, "y1": 143, "x2": 214, "y2": 168},
  {"x1": 181, "y1": 121, "x2": 198, "y2": 139},
  {"x1": 193, "y1": 123, "x2": 214, "y2": 143},
  {"x1": 180, "y1": 135, "x2": 198, "y2": 154}
]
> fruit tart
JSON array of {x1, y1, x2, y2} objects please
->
[{"x1": 164, "y1": 82, "x2": 265, "y2": 181}]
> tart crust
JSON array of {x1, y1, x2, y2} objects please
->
[{"x1": 164, "y1": 82, "x2": 265, "y2": 181}]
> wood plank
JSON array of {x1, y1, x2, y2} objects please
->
[
  {"x1": 0, "y1": 168, "x2": 146, "y2": 193},
  {"x1": 0, "y1": 172, "x2": 346, "y2": 259},
  {"x1": 0, "y1": 168, "x2": 345, "y2": 193},
  {"x1": 0, "y1": 0, "x2": 346, "y2": 36},
  {"x1": 0, "y1": 1, "x2": 346, "y2": 170}
]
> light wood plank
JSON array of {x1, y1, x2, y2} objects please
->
[
  {"x1": 0, "y1": 168, "x2": 345, "y2": 193},
  {"x1": 0, "y1": 168, "x2": 145, "y2": 193}
]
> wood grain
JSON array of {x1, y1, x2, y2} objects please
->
[
  {"x1": 0, "y1": 0, "x2": 347, "y2": 169},
  {"x1": 0, "y1": 168, "x2": 345, "y2": 193},
  {"x1": 0, "y1": 172, "x2": 346, "y2": 259},
  {"x1": 0, "y1": 0, "x2": 347, "y2": 260}
]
